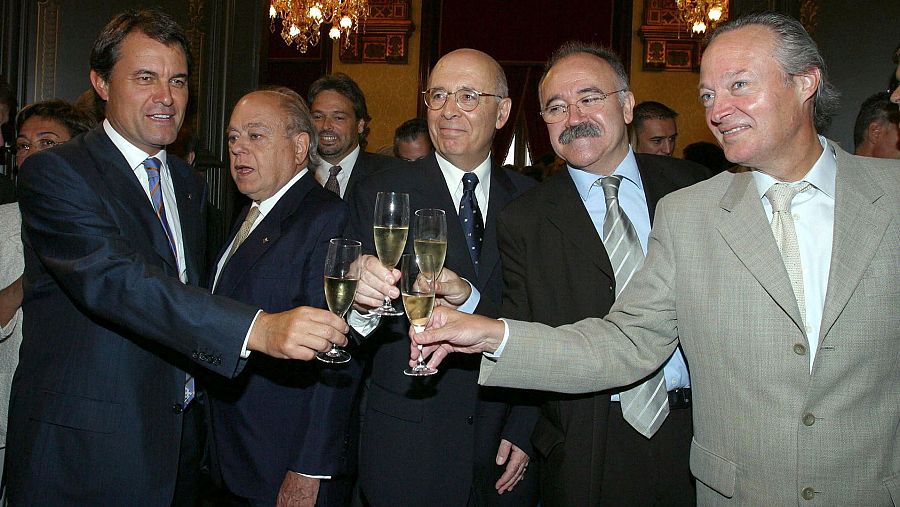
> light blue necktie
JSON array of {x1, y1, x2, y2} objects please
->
[{"x1": 143, "y1": 157, "x2": 194, "y2": 407}]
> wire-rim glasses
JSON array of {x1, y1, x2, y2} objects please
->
[
  {"x1": 539, "y1": 89, "x2": 626, "y2": 124},
  {"x1": 422, "y1": 87, "x2": 504, "y2": 112}
]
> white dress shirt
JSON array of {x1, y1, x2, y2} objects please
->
[
  {"x1": 314, "y1": 145, "x2": 360, "y2": 198},
  {"x1": 751, "y1": 136, "x2": 836, "y2": 371},
  {"x1": 104, "y1": 120, "x2": 187, "y2": 283}
]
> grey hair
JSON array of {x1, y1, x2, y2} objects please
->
[
  {"x1": 708, "y1": 12, "x2": 840, "y2": 133},
  {"x1": 540, "y1": 41, "x2": 629, "y2": 106},
  {"x1": 258, "y1": 86, "x2": 320, "y2": 168}
]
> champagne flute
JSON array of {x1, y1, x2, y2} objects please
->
[
  {"x1": 371, "y1": 191, "x2": 409, "y2": 316},
  {"x1": 317, "y1": 238, "x2": 361, "y2": 364},
  {"x1": 402, "y1": 253, "x2": 438, "y2": 376},
  {"x1": 413, "y1": 209, "x2": 447, "y2": 276}
]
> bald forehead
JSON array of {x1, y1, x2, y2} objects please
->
[{"x1": 429, "y1": 49, "x2": 502, "y2": 91}]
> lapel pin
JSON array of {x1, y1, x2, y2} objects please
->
[
  {"x1": 187, "y1": 193, "x2": 193, "y2": 200},
  {"x1": 263, "y1": 237, "x2": 269, "y2": 244}
]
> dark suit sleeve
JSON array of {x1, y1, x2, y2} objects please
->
[
  {"x1": 289, "y1": 201, "x2": 361, "y2": 475},
  {"x1": 18, "y1": 150, "x2": 257, "y2": 378}
]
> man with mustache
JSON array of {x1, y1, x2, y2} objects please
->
[
  {"x1": 495, "y1": 41, "x2": 708, "y2": 505},
  {"x1": 308, "y1": 73, "x2": 399, "y2": 200}
]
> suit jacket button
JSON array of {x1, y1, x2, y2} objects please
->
[
  {"x1": 802, "y1": 413, "x2": 816, "y2": 426},
  {"x1": 793, "y1": 343, "x2": 806, "y2": 355},
  {"x1": 801, "y1": 487, "x2": 815, "y2": 500},
  {"x1": 466, "y1": 416, "x2": 474, "y2": 425},
  {"x1": 172, "y1": 403, "x2": 184, "y2": 414}
]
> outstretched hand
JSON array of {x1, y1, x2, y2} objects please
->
[
  {"x1": 408, "y1": 306, "x2": 505, "y2": 369},
  {"x1": 248, "y1": 306, "x2": 349, "y2": 360}
]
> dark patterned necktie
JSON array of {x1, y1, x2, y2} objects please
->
[
  {"x1": 324, "y1": 165, "x2": 342, "y2": 195},
  {"x1": 459, "y1": 173, "x2": 484, "y2": 274}
]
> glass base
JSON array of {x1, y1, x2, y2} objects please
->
[
  {"x1": 316, "y1": 347, "x2": 351, "y2": 364},
  {"x1": 371, "y1": 302, "x2": 404, "y2": 316},
  {"x1": 403, "y1": 364, "x2": 438, "y2": 376}
]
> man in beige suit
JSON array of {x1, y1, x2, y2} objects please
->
[{"x1": 413, "y1": 12, "x2": 900, "y2": 506}]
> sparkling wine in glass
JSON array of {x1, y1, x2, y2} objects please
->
[
  {"x1": 401, "y1": 253, "x2": 438, "y2": 376},
  {"x1": 371, "y1": 192, "x2": 409, "y2": 316},
  {"x1": 413, "y1": 208, "x2": 447, "y2": 276},
  {"x1": 317, "y1": 238, "x2": 361, "y2": 364}
]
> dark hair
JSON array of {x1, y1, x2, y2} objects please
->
[
  {"x1": 394, "y1": 118, "x2": 428, "y2": 144},
  {"x1": 90, "y1": 8, "x2": 192, "y2": 84},
  {"x1": 707, "y1": 12, "x2": 839, "y2": 133},
  {"x1": 632, "y1": 101, "x2": 678, "y2": 131},
  {"x1": 683, "y1": 141, "x2": 731, "y2": 174},
  {"x1": 0, "y1": 75, "x2": 14, "y2": 112},
  {"x1": 307, "y1": 73, "x2": 370, "y2": 149},
  {"x1": 16, "y1": 100, "x2": 96, "y2": 138},
  {"x1": 853, "y1": 91, "x2": 899, "y2": 150},
  {"x1": 541, "y1": 41, "x2": 629, "y2": 106},
  {"x1": 259, "y1": 86, "x2": 320, "y2": 168},
  {"x1": 74, "y1": 88, "x2": 106, "y2": 124}
]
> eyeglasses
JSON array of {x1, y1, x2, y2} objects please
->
[
  {"x1": 539, "y1": 89, "x2": 626, "y2": 124},
  {"x1": 422, "y1": 87, "x2": 503, "y2": 112}
]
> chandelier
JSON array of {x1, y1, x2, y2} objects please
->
[
  {"x1": 675, "y1": 0, "x2": 728, "y2": 34},
  {"x1": 269, "y1": 0, "x2": 368, "y2": 53}
]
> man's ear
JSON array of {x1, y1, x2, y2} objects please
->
[
  {"x1": 495, "y1": 97, "x2": 512, "y2": 129},
  {"x1": 794, "y1": 68, "x2": 820, "y2": 105},
  {"x1": 294, "y1": 132, "x2": 310, "y2": 166},
  {"x1": 865, "y1": 121, "x2": 883, "y2": 143},
  {"x1": 89, "y1": 70, "x2": 110, "y2": 101}
]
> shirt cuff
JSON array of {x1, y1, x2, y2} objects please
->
[
  {"x1": 296, "y1": 472, "x2": 332, "y2": 479},
  {"x1": 1, "y1": 307, "x2": 20, "y2": 340},
  {"x1": 456, "y1": 279, "x2": 480, "y2": 314},
  {"x1": 348, "y1": 308, "x2": 381, "y2": 336},
  {"x1": 482, "y1": 318, "x2": 510, "y2": 361},
  {"x1": 240, "y1": 310, "x2": 264, "y2": 358}
]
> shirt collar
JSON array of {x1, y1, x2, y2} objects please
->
[
  {"x1": 568, "y1": 147, "x2": 643, "y2": 201},
  {"x1": 751, "y1": 135, "x2": 837, "y2": 200},
  {"x1": 435, "y1": 151, "x2": 492, "y2": 192},
  {"x1": 254, "y1": 168, "x2": 310, "y2": 218},
  {"x1": 323, "y1": 144, "x2": 361, "y2": 172},
  {"x1": 104, "y1": 119, "x2": 168, "y2": 172}
]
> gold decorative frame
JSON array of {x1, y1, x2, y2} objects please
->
[
  {"x1": 638, "y1": 0, "x2": 705, "y2": 72},
  {"x1": 339, "y1": 0, "x2": 414, "y2": 63}
]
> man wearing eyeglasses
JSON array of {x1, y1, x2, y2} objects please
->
[
  {"x1": 345, "y1": 48, "x2": 540, "y2": 506},
  {"x1": 492, "y1": 42, "x2": 708, "y2": 506}
]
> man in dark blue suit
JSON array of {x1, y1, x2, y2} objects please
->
[
  {"x1": 206, "y1": 89, "x2": 360, "y2": 506},
  {"x1": 347, "y1": 49, "x2": 540, "y2": 506},
  {"x1": 5, "y1": 10, "x2": 348, "y2": 505}
]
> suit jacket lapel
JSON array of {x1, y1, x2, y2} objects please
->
[
  {"x1": 716, "y1": 170, "x2": 806, "y2": 332},
  {"x1": 543, "y1": 170, "x2": 614, "y2": 279},
  {"x1": 215, "y1": 174, "x2": 316, "y2": 295},
  {"x1": 479, "y1": 163, "x2": 516, "y2": 287},
  {"x1": 819, "y1": 149, "x2": 889, "y2": 341},
  {"x1": 86, "y1": 129, "x2": 178, "y2": 273},
  {"x1": 169, "y1": 159, "x2": 202, "y2": 285}
]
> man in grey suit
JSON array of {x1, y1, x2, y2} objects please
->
[{"x1": 413, "y1": 12, "x2": 900, "y2": 506}]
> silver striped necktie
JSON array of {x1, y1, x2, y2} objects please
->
[{"x1": 600, "y1": 175, "x2": 669, "y2": 439}]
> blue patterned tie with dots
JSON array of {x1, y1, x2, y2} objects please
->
[
  {"x1": 459, "y1": 173, "x2": 484, "y2": 275},
  {"x1": 143, "y1": 157, "x2": 178, "y2": 258}
]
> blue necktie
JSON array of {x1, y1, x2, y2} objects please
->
[
  {"x1": 143, "y1": 157, "x2": 178, "y2": 258},
  {"x1": 459, "y1": 173, "x2": 484, "y2": 274},
  {"x1": 143, "y1": 157, "x2": 193, "y2": 407}
]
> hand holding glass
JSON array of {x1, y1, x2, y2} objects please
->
[
  {"x1": 402, "y1": 253, "x2": 438, "y2": 376},
  {"x1": 318, "y1": 238, "x2": 361, "y2": 364},
  {"x1": 372, "y1": 192, "x2": 409, "y2": 316}
]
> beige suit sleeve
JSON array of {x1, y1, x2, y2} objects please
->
[{"x1": 479, "y1": 196, "x2": 681, "y2": 393}]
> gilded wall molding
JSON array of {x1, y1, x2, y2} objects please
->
[
  {"x1": 799, "y1": 0, "x2": 818, "y2": 37},
  {"x1": 185, "y1": 0, "x2": 206, "y2": 134},
  {"x1": 34, "y1": 0, "x2": 60, "y2": 101},
  {"x1": 340, "y1": 0, "x2": 414, "y2": 64}
]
